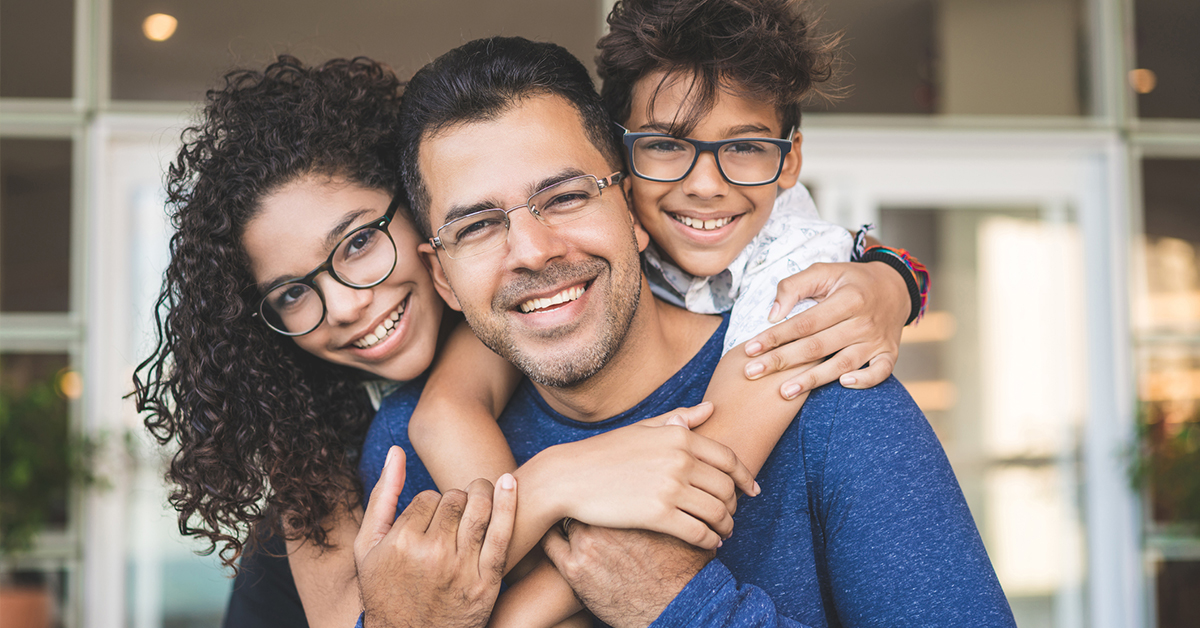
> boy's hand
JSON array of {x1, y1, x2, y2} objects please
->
[
  {"x1": 532, "y1": 404, "x2": 758, "y2": 551},
  {"x1": 355, "y1": 446, "x2": 517, "y2": 628},
  {"x1": 743, "y1": 261, "x2": 909, "y2": 399}
]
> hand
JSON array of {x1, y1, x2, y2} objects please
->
[
  {"x1": 532, "y1": 403, "x2": 758, "y2": 551},
  {"x1": 355, "y1": 446, "x2": 517, "y2": 628},
  {"x1": 542, "y1": 523, "x2": 713, "y2": 628},
  {"x1": 743, "y1": 261, "x2": 909, "y2": 399}
]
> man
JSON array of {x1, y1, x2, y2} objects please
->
[{"x1": 358, "y1": 36, "x2": 1016, "y2": 627}]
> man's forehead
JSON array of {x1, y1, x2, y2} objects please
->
[{"x1": 418, "y1": 94, "x2": 614, "y2": 226}]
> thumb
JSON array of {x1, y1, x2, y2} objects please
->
[
  {"x1": 770, "y1": 264, "x2": 834, "y2": 323},
  {"x1": 666, "y1": 401, "x2": 714, "y2": 429},
  {"x1": 355, "y1": 446, "x2": 406, "y2": 560}
]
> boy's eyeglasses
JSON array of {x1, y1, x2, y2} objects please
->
[
  {"x1": 430, "y1": 172, "x2": 625, "y2": 260},
  {"x1": 618, "y1": 124, "x2": 795, "y2": 186},
  {"x1": 255, "y1": 192, "x2": 402, "y2": 336}
]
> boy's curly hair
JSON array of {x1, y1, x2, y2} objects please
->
[
  {"x1": 597, "y1": 0, "x2": 842, "y2": 136},
  {"x1": 132, "y1": 55, "x2": 404, "y2": 569}
]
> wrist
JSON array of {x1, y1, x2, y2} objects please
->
[
  {"x1": 513, "y1": 446, "x2": 571, "y2": 527},
  {"x1": 857, "y1": 247, "x2": 929, "y2": 325}
]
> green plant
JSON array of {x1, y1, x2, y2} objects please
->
[
  {"x1": 1130, "y1": 403, "x2": 1200, "y2": 527},
  {"x1": 0, "y1": 377, "x2": 98, "y2": 554}
]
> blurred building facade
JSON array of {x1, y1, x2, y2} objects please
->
[{"x1": 0, "y1": 0, "x2": 1197, "y2": 626}]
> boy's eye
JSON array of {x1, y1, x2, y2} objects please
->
[
  {"x1": 724, "y1": 141, "x2": 769, "y2": 155},
  {"x1": 641, "y1": 138, "x2": 689, "y2": 154}
]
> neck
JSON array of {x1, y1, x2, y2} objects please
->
[{"x1": 532, "y1": 277, "x2": 722, "y2": 422}]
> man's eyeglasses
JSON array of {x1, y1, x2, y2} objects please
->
[
  {"x1": 618, "y1": 124, "x2": 795, "y2": 186},
  {"x1": 255, "y1": 192, "x2": 402, "y2": 336},
  {"x1": 430, "y1": 172, "x2": 625, "y2": 260}
]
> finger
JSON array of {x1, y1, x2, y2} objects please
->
[
  {"x1": 746, "y1": 317, "x2": 862, "y2": 378},
  {"x1": 479, "y1": 473, "x2": 517, "y2": 581},
  {"x1": 687, "y1": 434, "x2": 759, "y2": 497},
  {"x1": 458, "y1": 477, "x2": 495, "y2": 560},
  {"x1": 645, "y1": 401, "x2": 713, "y2": 429},
  {"x1": 355, "y1": 446, "x2": 407, "y2": 558},
  {"x1": 394, "y1": 489, "x2": 443, "y2": 536},
  {"x1": 746, "y1": 295, "x2": 856, "y2": 359},
  {"x1": 839, "y1": 352, "x2": 896, "y2": 389},
  {"x1": 651, "y1": 509, "x2": 723, "y2": 550},
  {"x1": 541, "y1": 524, "x2": 572, "y2": 572},
  {"x1": 674, "y1": 488, "x2": 736, "y2": 541},
  {"x1": 430, "y1": 488, "x2": 470, "y2": 541},
  {"x1": 768, "y1": 263, "x2": 839, "y2": 323},
  {"x1": 685, "y1": 460, "x2": 739, "y2": 515},
  {"x1": 779, "y1": 344, "x2": 873, "y2": 400}
]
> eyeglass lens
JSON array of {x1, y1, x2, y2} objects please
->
[
  {"x1": 439, "y1": 175, "x2": 606, "y2": 259},
  {"x1": 630, "y1": 137, "x2": 783, "y2": 185},
  {"x1": 259, "y1": 224, "x2": 396, "y2": 335}
]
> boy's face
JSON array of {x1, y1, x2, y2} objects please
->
[{"x1": 624, "y1": 71, "x2": 802, "y2": 277}]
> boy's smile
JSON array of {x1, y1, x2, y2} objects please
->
[{"x1": 624, "y1": 71, "x2": 803, "y2": 277}]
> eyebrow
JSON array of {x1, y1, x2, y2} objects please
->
[
  {"x1": 256, "y1": 207, "x2": 374, "y2": 292},
  {"x1": 638, "y1": 121, "x2": 776, "y2": 138},
  {"x1": 440, "y1": 167, "x2": 588, "y2": 226}
]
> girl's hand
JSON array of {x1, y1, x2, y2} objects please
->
[
  {"x1": 533, "y1": 402, "x2": 759, "y2": 551},
  {"x1": 743, "y1": 261, "x2": 910, "y2": 399}
]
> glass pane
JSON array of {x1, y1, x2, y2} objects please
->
[
  {"x1": 813, "y1": 0, "x2": 1087, "y2": 116},
  {"x1": 0, "y1": 138, "x2": 72, "y2": 313},
  {"x1": 110, "y1": 0, "x2": 600, "y2": 101},
  {"x1": 1135, "y1": 158, "x2": 1200, "y2": 628},
  {"x1": 0, "y1": 353, "x2": 73, "y2": 550},
  {"x1": 0, "y1": 0, "x2": 74, "y2": 99},
  {"x1": 884, "y1": 205, "x2": 1087, "y2": 628},
  {"x1": 1134, "y1": 0, "x2": 1200, "y2": 119}
]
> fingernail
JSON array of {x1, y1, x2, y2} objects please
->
[
  {"x1": 783, "y1": 383, "x2": 802, "y2": 399},
  {"x1": 384, "y1": 447, "x2": 396, "y2": 468},
  {"x1": 745, "y1": 362, "x2": 765, "y2": 378},
  {"x1": 841, "y1": 375, "x2": 857, "y2": 386},
  {"x1": 499, "y1": 473, "x2": 515, "y2": 490},
  {"x1": 745, "y1": 341, "x2": 763, "y2": 356},
  {"x1": 767, "y1": 302, "x2": 782, "y2": 323},
  {"x1": 753, "y1": 481, "x2": 762, "y2": 496},
  {"x1": 717, "y1": 540, "x2": 723, "y2": 549}
]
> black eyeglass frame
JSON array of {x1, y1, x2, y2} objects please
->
[
  {"x1": 254, "y1": 191, "x2": 403, "y2": 337},
  {"x1": 617, "y1": 123, "x2": 796, "y2": 187}
]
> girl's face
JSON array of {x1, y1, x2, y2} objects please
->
[{"x1": 243, "y1": 175, "x2": 444, "y2": 381}]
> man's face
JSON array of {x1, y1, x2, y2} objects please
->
[{"x1": 417, "y1": 94, "x2": 650, "y2": 387}]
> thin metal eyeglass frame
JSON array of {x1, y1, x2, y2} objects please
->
[
  {"x1": 616, "y1": 123, "x2": 796, "y2": 186},
  {"x1": 429, "y1": 171, "x2": 625, "y2": 260},
  {"x1": 254, "y1": 191, "x2": 403, "y2": 337}
]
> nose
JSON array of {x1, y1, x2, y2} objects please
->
[
  {"x1": 503, "y1": 207, "x2": 568, "y2": 273},
  {"x1": 317, "y1": 273, "x2": 374, "y2": 327},
  {"x1": 680, "y1": 150, "x2": 729, "y2": 200}
]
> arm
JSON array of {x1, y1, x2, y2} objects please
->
[
  {"x1": 286, "y1": 505, "x2": 363, "y2": 628},
  {"x1": 488, "y1": 556, "x2": 593, "y2": 628},
  {"x1": 409, "y1": 321, "x2": 522, "y2": 493}
]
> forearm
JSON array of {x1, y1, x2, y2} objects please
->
[
  {"x1": 698, "y1": 344, "x2": 808, "y2": 478},
  {"x1": 287, "y1": 505, "x2": 362, "y2": 628},
  {"x1": 488, "y1": 556, "x2": 584, "y2": 628}
]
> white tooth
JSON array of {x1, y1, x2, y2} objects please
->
[
  {"x1": 702, "y1": 219, "x2": 714, "y2": 229},
  {"x1": 384, "y1": 318, "x2": 395, "y2": 330},
  {"x1": 374, "y1": 324, "x2": 387, "y2": 337},
  {"x1": 391, "y1": 310, "x2": 400, "y2": 321},
  {"x1": 363, "y1": 333, "x2": 379, "y2": 345},
  {"x1": 550, "y1": 293, "x2": 564, "y2": 305}
]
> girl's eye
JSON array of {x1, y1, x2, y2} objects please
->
[
  {"x1": 271, "y1": 284, "x2": 311, "y2": 311},
  {"x1": 344, "y1": 228, "x2": 379, "y2": 256}
]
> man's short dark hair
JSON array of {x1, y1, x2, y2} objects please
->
[
  {"x1": 398, "y1": 36, "x2": 624, "y2": 238},
  {"x1": 596, "y1": 0, "x2": 841, "y2": 137}
]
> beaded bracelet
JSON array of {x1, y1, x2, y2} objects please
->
[{"x1": 850, "y1": 227, "x2": 930, "y2": 325}]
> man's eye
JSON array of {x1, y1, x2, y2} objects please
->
[
  {"x1": 541, "y1": 191, "x2": 591, "y2": 213},
  {"x1": 454, "y1": 216, "x2": 504, "y2": 242}
]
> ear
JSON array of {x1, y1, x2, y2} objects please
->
[
  {"x1": 776, "y1": 130, "x2": 803, "y2": 190},
  {"x1": 418, "y1": 242, "x2": 462, "y2": 312}
]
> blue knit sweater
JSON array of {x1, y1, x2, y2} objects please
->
[{"x1": 360, "y1": 316, "x2": 1016, "y2": 627}]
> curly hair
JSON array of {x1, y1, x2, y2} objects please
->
[
  {"x1": 596, "y1": 0, "x2": 842, "y2": 136},
  {"x1": 132, "y1": 55, "x2": 404, "y2": 570}
]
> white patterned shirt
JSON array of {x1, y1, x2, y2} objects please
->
[{"x1": 644, "y1": 183, "x2": 853, "y2": 354}]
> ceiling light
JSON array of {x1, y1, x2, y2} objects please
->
[
  {"x1": 143, "y1": 13, "x2": 178, "y2": 42},
  {"x1": 1130, "y1": 68, "x2": 1157, "y2": 95}
]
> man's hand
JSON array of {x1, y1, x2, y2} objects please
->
[
  {"x1": 354, "y1": 446, "x2": 517, "y2": 628},
  {"x1": 542, "y1": 522, "x2": 714, "y2": 628}
]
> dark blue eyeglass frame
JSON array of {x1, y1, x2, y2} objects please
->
[{"x1": 616, "y1": 123, "x2": 796, "y2": 186}]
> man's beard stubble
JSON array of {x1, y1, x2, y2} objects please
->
[{"x1": 464, "y1": 254, "x2": 642, "y2": 389}]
